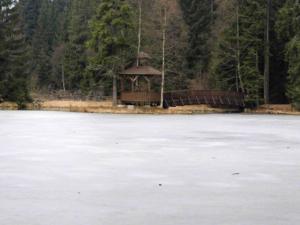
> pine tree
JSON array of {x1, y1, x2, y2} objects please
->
[
  {"x1": 21, "y1": 0, "x2": 41, "y2": 42},
  {"x1": 30, "y1": 0, "x2": 53, "y2": 88},
  {"x1": 0, "y1": 0, "x2": 31, "y2": 107},
  {"x1": 49, "y1": 0, "x2": 69, "y2": 90},
  {"x1": 0, "y1": 0, "x2": 9, "y2": 99},
  {"x1": 180, "y1": 0, "x2": 213, "y2": 77},
  {"x1": 87, "y1": 0, "x2": 135, "y2": 105},
  {"x1": 276, "y1": 0, "x2": 300, "y2": 109},
  {"x1": 52, "y1": 0, "x2": 70, "y2": 44},
  {"x1": 212, "y1": 0, "x2": 266, "y2": 106},
  {"x1": 269, "y1": 0, "x2": 288, "y2": 103},
  {"x1": 63, "y1": 0, "x2": 96, "y2": 92},
  {"x1": 29, "y1": 0, "x2": 70, "y2": 89}
]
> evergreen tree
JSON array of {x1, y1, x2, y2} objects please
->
[
  {"x1": 28, "y1": 0, "x2": 69, "y2": 89},
  {"x1": 52, "y1": 0, "x2": 70, "y2": 44},
  {"x1": 21, "y1": 0, "x2": 41, "y2": 42},
  {"x1": 30, "y1": 0, "x2": 53, "y2": 87},
  {"x1": 164, "y1": 11, "x2": 189, "y2": 91},
  {"x1": 0, "y1": 0, "x2": 31, "y2": 107},
  {"x1": 63, "y1": 0, "x2": 96, "y2": 91},
  {"x1": 276, "y1": 0, "x2": 300, "y2": 109},
  {"x1": 0, "y1": 0, "x2": 8, "y2": 99},
  {"x1": 180, "y1": 0, "x2": 213, "y2": 77},
  {"x1": 49, "y1": 0, "x2": 69, "y2": 89},
  {"x1": 212, "y1": 0, "x2": 266, "y2": 106},
  {"x1": 87, "y1": 0, "x2": 135, "y2": 105},
  {"x1": 268, "y1": 0, "x2": 288, "y2": 103}
]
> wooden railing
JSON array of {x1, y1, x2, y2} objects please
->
[
  {"x1": 120, "y1": 92, "x2": 161, "y2": 104},
  {"x1": 163, "y1": 90, "x2": 245, "y2": 108},
  {"x1": 120, "y1": 90, "x2": 245, "y2": 108}
]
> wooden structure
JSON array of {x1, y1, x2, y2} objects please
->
[
  {"x1": 119, "y1": 52, "x2": 162, "y2": 105},
  {"x1": 164, "y1": 90, "x2": 245, "y2": 109},
  {"x1": 119, "y1": 53, "x2": 245, "y2": 109}
]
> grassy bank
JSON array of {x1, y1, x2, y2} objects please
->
[
  {"x1": 1, "y1": 100, "x2": 299, "y2": 115},
  {"x1": 0, "y1": 102, "x2": 18, "y2": 110},
  {"x1": 0, "y1": 100, "x2": 238, "y2": 114},
  {"x1": 245, "y1": 104, "x2": 300, "y2": 115}
]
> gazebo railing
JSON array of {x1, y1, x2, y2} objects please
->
[{"x1": 120, "y1": 91, "x2": 160, "y2": 104}]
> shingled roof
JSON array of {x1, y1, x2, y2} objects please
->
[{"x1": 120, "y1": 66, "x2": 162, "y2": 76}]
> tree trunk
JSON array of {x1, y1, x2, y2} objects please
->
[
  {"x1": 236, "y1": 0, "x2": 244, "y2": 93},
  {"x1": 113, "y1": 74, "x2": 117, "y2": 106},
  {"x1": 61, "y1": 64, "x2": 66, "y2": 92},
  {"x1": 211, "y1": 0, "x2": 214, "y2": 23},
  {"x1": 256, "y1": 50, "x2": 260, "y2": 107},
  {"x1": 137, "y1": 0, "x2": 142, "y2": 66},
  {"x1": 264, "y1": 0, "x2": 270, "y2": 104},
  {"x1": 160, "y1": 5, "x2": 167, "y2": 108}
]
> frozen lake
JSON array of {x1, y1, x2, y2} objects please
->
[{"x1": 0, "y1": 111, "x2": 300, "y2": 225}]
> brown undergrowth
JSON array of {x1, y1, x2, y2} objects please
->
[{"x1": 1, "y1": 101, "x2": 299, "y2": 115}]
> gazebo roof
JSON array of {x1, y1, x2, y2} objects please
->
[{"x1": 120, "y1": 66, "x2": 162, "y2": 76}]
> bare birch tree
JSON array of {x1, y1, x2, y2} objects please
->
[
  {"x1": 264, "y1": 0, "x2": 271, "y2": 104},
  {"x1": 160, "y1": 2, "x2": 167, "y2": 108}
]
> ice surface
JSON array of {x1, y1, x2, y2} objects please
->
[{"x1": 0, "y1": 111, "x2": 300, "y2": 225}]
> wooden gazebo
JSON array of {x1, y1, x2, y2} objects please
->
[{"x1": 119, "y1": 52, "x2": 162, "y2": 106}]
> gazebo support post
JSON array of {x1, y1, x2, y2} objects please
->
[
  {"x1": 120, "y1": 77, "x2": 124, "y2": 92},
  {"x1": 144, "y1": 76, "x2": 151, "y2": 92},
  {"x1": 113, "y1": 74, "x2": 117, "y2": 106}
]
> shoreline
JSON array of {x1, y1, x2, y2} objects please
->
[{"x1": 0, "y1": 100, "x2": 299, "y2": 115}]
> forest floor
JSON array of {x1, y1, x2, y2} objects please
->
[{"x1": 0, "y1": 100, "x2": 299, "y2": 115}]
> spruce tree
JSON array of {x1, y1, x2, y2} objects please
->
[
  {"x1": 212, "y1": 0, "x2": 266, "y2": 106},
  {"x1": 0, "y1": 0, "x2": 8, "y2": 100},
  {"x1": 63, "y1": 0, "x2": 95, "y2": 91},
  {"x1": 180, "y1": 0, "x2": 213, "y2": 77},
  {"x1": 21, "y1": 0, "x2": 41, "y2": 42},
  {"x1": 87, "y1": 0, "x2": 135, "y2": 105},
  {"x1": 30, "y1": 0, "x2": 53, "y2": 87},
  {"x1": 269, "y1": 0, "x2": 288, "y2": 103},
  {"x1": 276, "y1": 0, "x2": 300, "y2": 109},
  {"x1": 0, "y1": 0, "x2": 31, "y2": 107},
  {"x1": 29, "y1": 0, "x2": 70, "y2": 89},
  {"x1": 49, "y1": 0, "x2": 69, "y2": 90}
]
